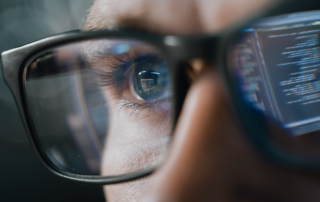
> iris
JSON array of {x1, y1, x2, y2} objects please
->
[{"x1": 131, "y1": 55, "x2": 169, "y2": 101}]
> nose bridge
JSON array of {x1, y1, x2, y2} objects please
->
[
  {"x1": 143, "y1": 67, "x2": 241, "y2": 201},
  {"x1": 166, "y1": 35, "x2": 221, "y2": 129}
]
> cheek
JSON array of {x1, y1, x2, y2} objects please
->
[
  {"x1": 101, "y1": 113, "x2": 171, "y2": 176},
  {"x1": 100, "y1": 83, "x2": 172, "y2": 174},
  {"x1": 102, "y1": 115, "x2": 171, "y2": 176},
  {"x1": 104, "y1": 176, "x2": 154, "y2": 202}
]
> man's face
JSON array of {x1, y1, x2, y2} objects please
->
[{"x1": 84, "y1": 0, "x2": 320, "y2": 201}]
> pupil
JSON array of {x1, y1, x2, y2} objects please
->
[
  {"x1": 139, "y1": 70, "x2": 158, "y2": 92},
  {"x1": 132, "y1": 59, "x2": 167, "y2": 101}
]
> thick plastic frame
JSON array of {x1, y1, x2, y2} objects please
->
[{"x1": 2, "y1": 0, "x2": 320, "y2": 185}]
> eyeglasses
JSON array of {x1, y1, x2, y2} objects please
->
[{"x1": 2, "y1": 0, "x2": 320, "y2": 185}]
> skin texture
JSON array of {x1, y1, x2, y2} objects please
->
[
  {"x1": 82, "y1": 0, "x2": 320, "y2": 201},
  {"x1": 84, "y1": 40, "x2": 172, "y2": 176}
]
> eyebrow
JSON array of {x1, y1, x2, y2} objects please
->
[
  {"x1": 81, "y1": 4, "x2": 162, "y2": 34},
  {"x1": 81, "y1": 8, "x2": 144, "y2": 32}
]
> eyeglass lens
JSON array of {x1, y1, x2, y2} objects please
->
[
  {"x1": 231, "y1": 10, "x2": 320, "y2": 158},
  {"x1": 25, "y1": 39, "x2": 172, "y2": 176},
  {"x1": 24, "y1": 9, "x2": 320, "y2": 176}
]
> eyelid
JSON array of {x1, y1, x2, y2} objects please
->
[
  {"x1": 91, "y1": 52, "x2": 164, "y2": 88},
  {"x1": 118, "y1": 97, "x2": 170, "y2": 113},
  {"x1": 90, "y1": 49, "x2": 171, "y2": 109},
  {"x1": 89, "y1": 54, "x2": 131, "y2": 87}
]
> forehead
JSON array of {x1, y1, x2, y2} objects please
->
[{"x1": 84, "y1": 0, "x2": 273, "y2": 34}]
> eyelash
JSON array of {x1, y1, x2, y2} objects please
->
[
  {"x1": 92, "y1": 54, "x2": 159, "y2": 86},
  {"x1": 91, "y1": 55, "x2": 129, "y2": 87},
  {"x1": 91, "y1": 54, "x2": 167, "y2": 111}
]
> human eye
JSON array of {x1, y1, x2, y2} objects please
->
[
  {"x1": 88, "y1": 40, "x2": 172, "y2": 119},
  {"x1": 120, "y1": 54, "x2": 171, "y2": 114},
  {"x1": 130, "y1": 54, "x2": 170, "y2": 102}
]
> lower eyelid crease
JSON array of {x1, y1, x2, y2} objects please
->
[
  {"x1": 119, "y1": 97, "x2": 158, "y2": 111},
  {"x1": 118, "y1": 97, "x2": 168, "y2": 113}
]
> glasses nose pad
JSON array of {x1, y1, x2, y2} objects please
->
[
  {"x1": 185, "y1": 59, "x2": 212, "y2": 82},
  {"x1": 171, "y1": 59, "x2": 213, "y2": 128}
]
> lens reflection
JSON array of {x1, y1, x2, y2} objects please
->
[
  {"x1": 131, "y1": 56, "x2": 170, "y2": 101},
  {"x1": 231, "y1": 10, "x2": 320, "y2": 157},
  {"x1": 25, "y1": 39, "x2": 172, "y2": 176}
]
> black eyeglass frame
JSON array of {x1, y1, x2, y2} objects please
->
[{"x1": 2, "y1": 0, "x2": 320, "y2": 185}]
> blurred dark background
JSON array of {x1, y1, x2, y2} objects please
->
[{"x1": 0, "y1": 0, "x2": 105, "y2": 201}]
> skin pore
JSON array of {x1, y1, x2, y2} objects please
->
[{"x1": 83, "y1": 0, "x2": 320, "y2": 201}]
